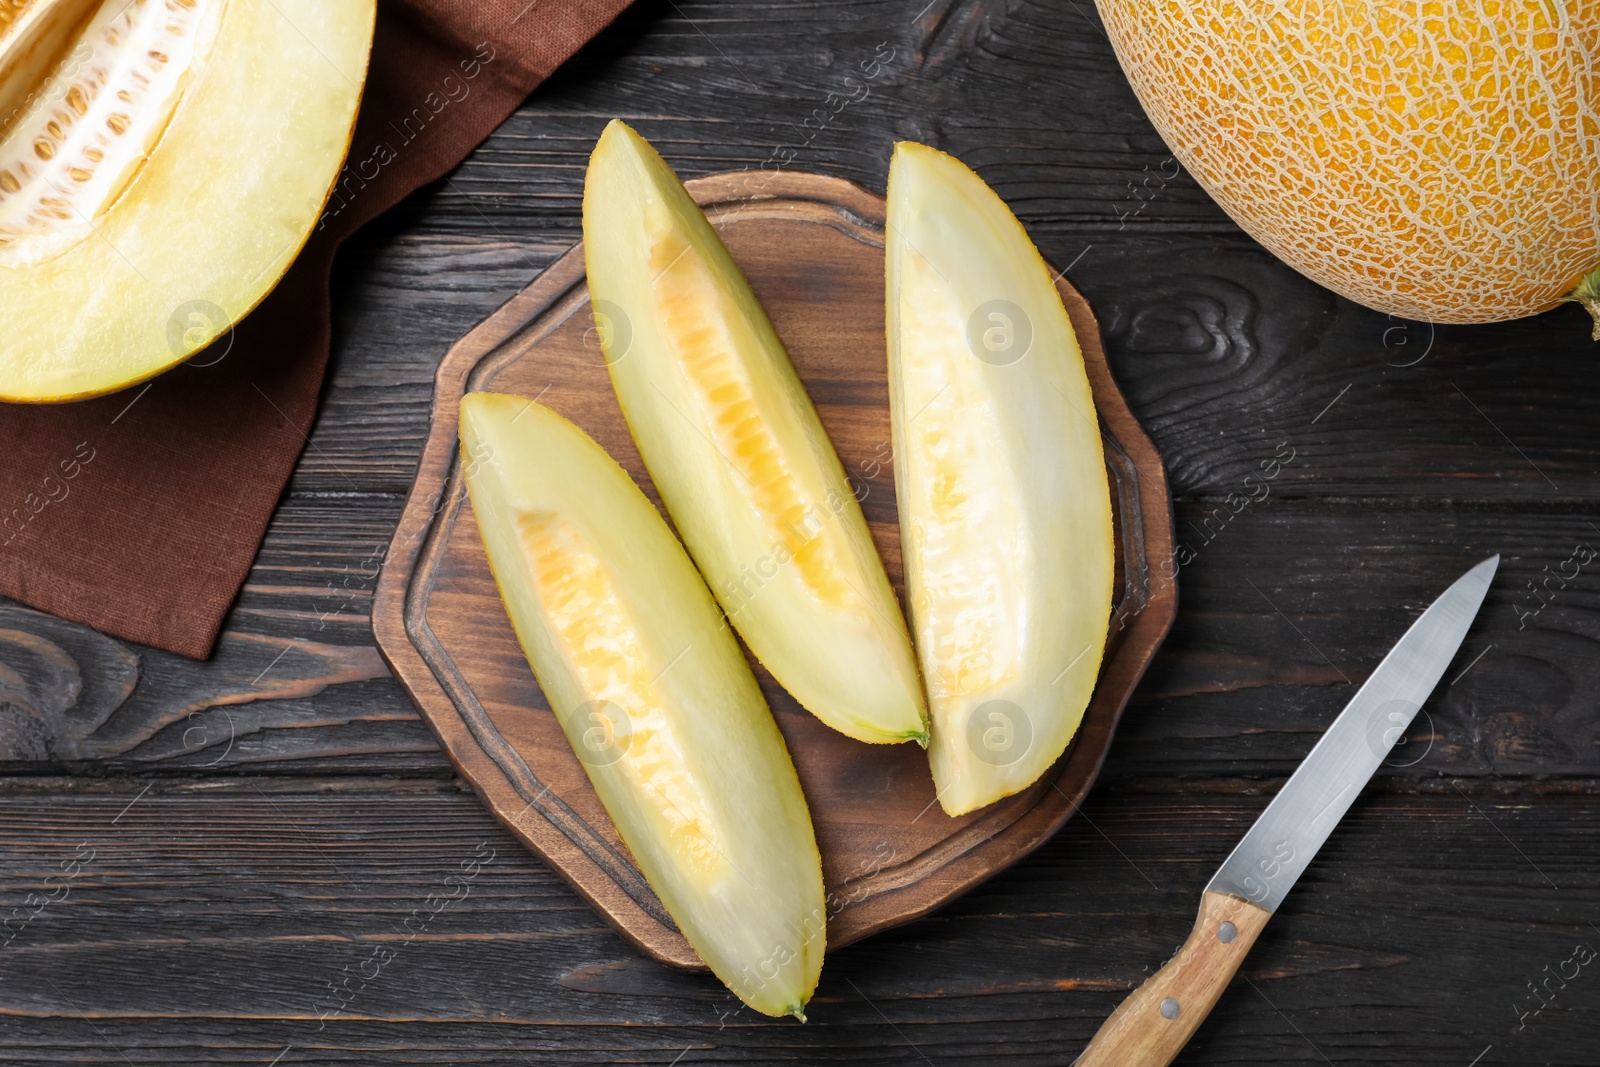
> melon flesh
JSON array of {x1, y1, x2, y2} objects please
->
[
  {"x1": 460, "y1": 393, "x2": 825, "y2": 1019},
  {"x1": 583, "y1": 120, "x2": 928, "y2": 746},
  {"x1": 887, "y1": 142, "x2": 1115, "y2": 817},
  {"x1": 1095, "y1": 0, "x2": 1600, "y2": 325},
  {"x1": 0, "y1": 0, "x2": 374, "y2": 401}
]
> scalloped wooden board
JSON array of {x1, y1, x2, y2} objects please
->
[{"x1": 372, "y1": 169, "x2": 1176, "y2": 968}]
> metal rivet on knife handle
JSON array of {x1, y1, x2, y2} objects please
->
[{"x1": 1075, "y1": 892, "x2": 1272, "y2": 1066}]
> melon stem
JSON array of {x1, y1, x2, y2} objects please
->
[{"x1": 1565, "y1": 267, "x2": 1600, "y2": 341}]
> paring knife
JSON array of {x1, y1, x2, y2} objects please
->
[{"x1": 1076, "y1": 555, "x2": 1499, "y2": 1067}]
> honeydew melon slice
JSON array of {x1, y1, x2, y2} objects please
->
[
  {"x1": 0, "y1": 0, "x2": 374, "y2": 402},
  {"x1": 887, "y1": 142, "x2": 1115, "y2": 816},
  {"x1": 582, "y1": 119, "x2": 928, "y2": 746},
  {"x1": 459, "y1": 392, "x2": 825, "y2": 1019}
]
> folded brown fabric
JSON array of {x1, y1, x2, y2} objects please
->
[{"x1": 0, "y1": 0, "x2": 631, "y2": 658}]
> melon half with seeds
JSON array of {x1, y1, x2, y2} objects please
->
[
  {"x1": 583, "y1": 120, "x2": 929, "y2": 747},
  {"x1": 1095, "y1": 0, "x2": 1600, "y2": 330},
  {"x1": 459, "y1": 392, "x2": 825, "y2": 1019},
  {"x1": 0, "y1": 0, "x2": 374, "y2": 401}
]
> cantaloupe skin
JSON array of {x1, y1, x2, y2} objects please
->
[
  {"x1": 0, "y1": 0, "x2": 374, "y2": 402},
  {"x1": 1095, "y1": 0, "x2": 1600, "y2": 326}
]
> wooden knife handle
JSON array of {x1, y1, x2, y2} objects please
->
[{"x1": 1076, "y1": 891, "x2": 1272, "y2": 1067}]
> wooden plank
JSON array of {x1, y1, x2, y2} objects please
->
[
  {"x1": 5, "y1": 498, "x2": 1596, "y2": 784},
  {"x1": 299, "y1": 225, "x2": 1600, "y2": 499},
  {"x1": 412, "y1": 0, "x2": 1231, "y2": 234},
  {"x1": 0, "y1": 789, "x2": 1589, "y2": 1064},
  {"x1": 1110, "y1": 503, "x2": 1600, "y2": 783}
]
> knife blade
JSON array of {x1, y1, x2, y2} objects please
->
[{"x1": 1075, "y1": 555, "x2": 1498, "y2": 1067}]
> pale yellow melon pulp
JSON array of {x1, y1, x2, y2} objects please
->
[
  {"x1": 460, "y1": 392, "x2": 825, "y2": 1019},
  {"x1": 0, "y1": 0, "x2": 374, "y2": 401},
  {"x1": 583, "y1": 119, "x2": 929, "y2": 746},
  {"x1": 517, "y1": 511, "x2": 726, "y2": 878},
  {"x1": 888, "y1": 142, "x2": 1115, "y2": 817},
  {"x1": 897, "y1": 249, "x2": 1026, "y2": 708},
  {"x1": 1095, "y1": 0, "x2": 1600, "y2": 325},
  {"x1": 645, "y1": 229, "x2": 851, "y2": 605}
]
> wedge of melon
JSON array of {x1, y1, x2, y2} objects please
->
[
  {"x1": 582, "y1": 120, "x2": 928, "y2": 746},
  {"x1": 887, "y1": 142, "x2": 1115, "y2": 816},
  {"x1": 0, "y1": 0, "x2": 374, "y2": 402},
  {"x1": 459, "y1": 392, "x2": 825, "y2": 1019}
]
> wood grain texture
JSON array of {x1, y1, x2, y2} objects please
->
[
  {"x1": 0, "y1": 0, "x2": 1595, "y2": 1061},
  {"x1": 0, "y1": 789, "x2": 1592, "y2": 1064},
  {"x1": 1076, "y1": 891, "x2": 1272, "y2": 1067},
  {"x1": 3, "y1": 500, "x2": 1590, "y2": 784},
  {"x1": 371, "y1": 169, "x2": 1175, "y2": 966}
]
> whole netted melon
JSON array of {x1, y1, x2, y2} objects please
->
[{"x1": 1095, "y1": 1, "x2": 1600, "y2": 333}]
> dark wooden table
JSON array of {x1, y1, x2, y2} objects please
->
[{"x1": 3, "y1": 2, "x2": 1597, "y2": 1063}]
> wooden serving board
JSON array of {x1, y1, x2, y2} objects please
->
[{"x1": 371, "y1": 169, "x2": 1176, "y2": 968}]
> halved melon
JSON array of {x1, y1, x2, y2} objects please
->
[
  {"x1": 0, "y1": 0, "x2": 374, "y2": 402},
  {"x1": 582, "y1": 120, "x2": 928, "y2": 746},
  {"x1": 460, "y1": 392, "x2": 825, "y2": 1019},
  {"x1": 887, "y1": 142, "x2": 1115, "y2": 816}
]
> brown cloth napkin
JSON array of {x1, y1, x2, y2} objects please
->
[{"x1": 0, "y1": 0, "x2": 630, "y2": 658}]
